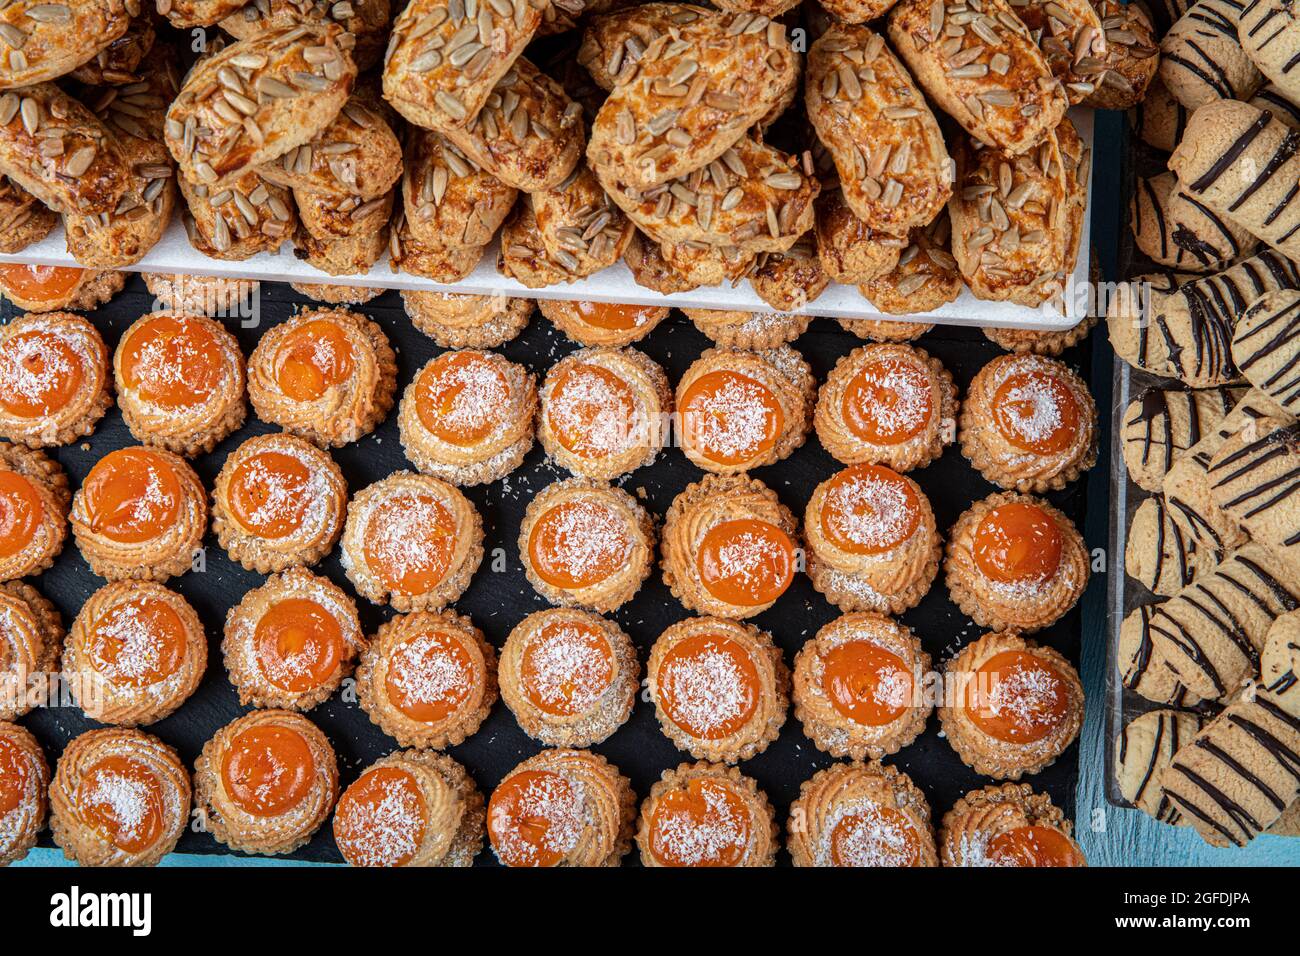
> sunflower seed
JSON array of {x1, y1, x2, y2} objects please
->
[
  {"x1": 971, "y1": 18, "x2": 1001, "y2": 44},
  {"x1": 949, "y1": 62, "x2": 988, "y2": 79},
  {"x1": 669, "y1": 59, "x2": 698, "y2": 85},
  {"x1": 980, "y1": 89, "x2": 1017, "y2": 106},
  {"x1": 705, "y1": 91, "x2": 741, "y2": 111},
  {"x1": 929, "y1": 0, "x2": 944, "y2": 37},
  {"x1": 968, "y1": 226, "x2": 995, "y2": 250},
  {"x1": 989, "y1": 52, "x2": 1011, "y2": 74},
  {"x1": 435, "y1": 91, "x2": 467, "y2": 121},
  {"x1": 0, "y1": 93, "x2": 17, "y2": 126},
  {"x1": 646, "y1": 109, "x2": 680, "y2": 135},
  {"x1": 8, "y1": 49, "x2": 26, "y2": 71},
  {"x1": 838, "y1": 64, "x2": 862, "y2": 100},
  {"x1": 18, "y1": 96, "x2": 37, "y2": 134},
  {"x1": 290, "y1": 71, "x2": 331, "y2": 91},
  {"x1": 0, "y1": 24, "x2": 26, "y2": 49},
  {"x1": 897, "y1": 273, "x2": 932, "y2": 295},
  {"x1": 766, "y1": 172, "x2": 802, "y2": 190},
  {"x1": 449, "y1": 41, "x2": 483, "y2": 67}
]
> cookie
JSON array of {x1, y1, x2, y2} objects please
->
[
  {"x1": 1231, "y1": 289, "x2": 1300, "y2": 413},
  {"x1": 1130, "y1": 76, "x2": 1189, "y2": 152},
  {"x1": 1115, "y1": 708, "x2": 1205, "y2": 823},
  {"x1": 1261, "y1": 609, "x2": 1300, "y2": 716},
  {"x1": 1239, "y1": 0, "x2": 1300, "y2": 107},
  {"x1": 1121, "y1": 385, "x2": 1244, "y2": 491},
  {"x1": 1119, "y1": 601, "x2": 1201, "y2": 707},
  {"x1": 1131, "y1": 171, "x2": 1257, "y2": 272},
  {"x1": 1207, "y1": 417, "x2": 1300, "y2": 550},
  {"x1": 1159, "y1": 0, "x2": 1262, "y2": 109},
  {"x1": 1127, "y1": 494, "x2": 1223, "y2": 595}
]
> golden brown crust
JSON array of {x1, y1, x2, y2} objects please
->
[
  {"x1": 390, "y1": 213, "x2": 486, "y2": 282},
  {"x1": 857, "y1": 212, "x2": 963, "y2": 315},
  {"x1": 983, "y1": 315, "x2": 1097, "y2": 356},
  {"x1": 0, "y1": 176, "x2": 56, "y2": 253},
  {"x1": 683, "y1": 308, "x2": 810, "y2": 350},
  {"x1": 533, "y1": 163, "x2": 636, "y2": 279},
  {"x1": 814, "y1": 187, "x2": 906, "y2": 285},
  {"x1": 497, "y1": 196, "x2": 590, "y2": 288},
  {"x1": 293, "y1": 222, "x2": 388, "y2": 274},
  {"x1": 289, "y1": 282, "x2": 381, "y2": 305},
  {"x1": 837, "y1": 318, "x2": 935, "y2": 342},
  {"x1": 0, "y1": 443, "x2": 67, "y2": 581},
  {"x1": 221, "y1": 0, "x2": 392, "y2": 72},
  {"x1": 180, "y1": 170, "x2": 297, "y2": 260},
  {"x1": 0, "y1": 1, "x2": 133, "y2": 89},
  {"x1": 402, "y1": 292, "x2": 532, "y2": 348},
  {"x1": 0, "y1": 721, "x2": 48, "y2": 866},
  {"x1": 0, "y1": 580, "x2": 63, "y2": 722},
  {"x1": 293, "y1": 185, "x2": 394, "y2": 241},
  {"x1": 621, "y1": 229, "x2": 704, "y2": 293},
  {"x1": 0, "y1": 311, "x2": 112, "y2": 449},
  {"x1": 142, "y1": 273, "x2": 259, "y2": 315},
  {"x1": 0, "y1": 268, "x2": 125, "y2": 314},
  {"x1": 578, "y1": 4, "x2": 713, "y2": 91},
  {"x1": 636, "y1": 760, "x2": 778, "y2": 867},
  {"x1": 1013, "y1": 0, "x2": 1108, "y2": 103},
  {"x1": 67, "y1": 4, "x2": 158, "y2": 86},
  {"x1": 940, "y1": 782, "x2": 1085, "y2": 866},
  {"x1": 1079, "y1": 0, "x2": 1159, "y2": 110},
  {"x1": 400, "y1": 129, "x2": 517, "y2": 250},
  {"x1": 749, "y1": 238, "x2": 829, "y2": 313},
  {"x1": 162, "y1": 0, "x2": 247, "y2": 28},
  {"x1": 539, "y1": 299, "x2": 669, "y2": 347}
]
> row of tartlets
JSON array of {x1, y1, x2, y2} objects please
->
[{"x1": 0, "y1": 283, "x2": 1095, "y2": 866}]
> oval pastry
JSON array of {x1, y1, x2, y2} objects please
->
[
  {"x1": 815, "y1": 344, "x2": 958, "y2": 471},
  {"x1": 661, "y1": 474, "x2": 798, "y2": 619},
  {"x1": 683, "y1": 309, "x2": 812, "y2": 351},
  {"x1": 939, "y1": 631, "x2": 1084, "y2": 779},
  {"x1": 676, "y1": 345, "x2": 815, "y2": 474},
  {"x1": 213, "y1": 432, "x2": 348, "y2": 574},
  {"x1": 398, "y1": 349, "x2": 537, "y2": 487},
  {"x1": 402, "y1": 292, "x2": 532, "y2": 349},
  {"x1": 333, "y1": 749, "x2": 485, "y2": 868},
  {"x1": 70, "y1": 445, "x2": 207, "y2": 582},
  {"x1": 945, "y1": 493, "x2": 1089, "y2": 633},
  {"x1": 0, "y1": 311, "x2": 111, "y2": 448},
  {"x1": 49, "y1": 728, "x2": 190, "y2": 867},
  {"x1": 63, "y1": 581, "x2": 206, "y2": 727},
  {"x1": 194, "y1": 709, "x2": 339, "y2": 856},
  {"x1": 804, "y1": 463, "x2": 943, "y2": 615},
  {"x1": 940, "y1": 782, "x2": 1086, "y2": 866},
  {"x1": 356, "y1": 609, "x2": 497, "y2": 749},
  {"x1": 0, "y1": 580, "x2": 62, "y2": 721},
  {"x1": 637, "y1": 761, "x2": 778, "y2": 868},
  {"x1": 487, "y1": 748, "x2": 635, "y2": 867},
  {"x1": 538, "y1": 346, "x2": 671, "y2": 481},
  {"x1": 113, "y1": 311, "x2": 247, "y2": 457},
  {"x1": 499, "y1": 609, "x2": 639, "y2": 747},
  {"x1": 959, "y1": 353, "x2": 1097, "y2": 492},
  {"x1": 248, "y1": 308, "x2": 397, "y2": 448},
  {"x1": 0, "y1": 443, "x2": 68, "y2": 581},
  {"x1": 788, "y1": 761, "x2": 938, "y2": 867},
  {"x1": 793, "y1": 612, "x2": 932, "y2": 760},
  {"x1": 143, "y1": 273, "x2": 260, "y2": 317},
  {"x1": 539, "y1": 300, "x2": 669, "y2": 347},
  {"x1": 341, "y1": 472, "x2": 483, "y2": 612},
  {"x1": 0, "y1": 721, "x2": 47, "y2": 866},
  {"x1": 223, "y1": 566, "x2": 364, "y2": 712},
  {"x1": 647, "y1": 616, "x2": 789, "y2": 763}
]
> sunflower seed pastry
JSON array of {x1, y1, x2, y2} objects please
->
[
  {"x1": 222, "y1": 0, "x2": 391, "y2": 71},
  {"x1": 0, "y1": 0, "x2": 134, "y2": 89}
]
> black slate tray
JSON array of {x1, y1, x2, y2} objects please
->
[{"x1": 8, "y1": 277, "x2": 1088, "y2": 865}]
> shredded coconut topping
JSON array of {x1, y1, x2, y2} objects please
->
[
  {"x1": 707, "y1": 529, "x2": 786, "y2": 592},
  {"x1": 491, "y1": 773, "x2": 585, "y2": 866},
  {"x1": 685, "y1": 376, "x2": 775, "y2": 461},
  {"x1": 0, "y1": 327, "x2": 82, "y2": 415},
  {"x1": 368, "y1": 493, "x2": 452, "y2": 588},
  {"x1": 539, "y1": 501, "x2": 631, "y2": 582},
  {"x1": 998, "y1": 371, "x2": 1065, "y2": 447},
  {"x1": 338, "y1": 775, "x2": 425, "y2": 867},
  {"x1": 422, "y1": 358, "x2": 510, "y2": 440},
  {"x1": 851, "y1": 362, "x2": 931, "y2": 440},
  {"x1": 524, "y1": 625, "x2": 612, "y2": 714},
  {"x1": 982, "y1": 662, "x2": 1064, "y2": 734},
  {"x1": 823, "y1": 473, "x2": 914, "y2": 551},
  {"x1": 389, "y1": 632, "x2": 472, "y2": 711},
  {"x1": 549, "y1": 364, "x2": 636, "y2": 455},
  {"x1": 651, "y1": 784, "x2": 748, "y2": 866},
  {"x1": 819, "y1": 800, "x2": 918, "y2": 867},
  {"x1": 80, "y1": 766, "x2": 154, "y2": 847},
  {"x1": 90, "y1": 604, "x2": 173, "y2": 687},
  {"x1": 660, "y1": 641, "x2": 756, "y2": 736}
]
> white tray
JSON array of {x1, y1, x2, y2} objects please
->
[{"x1": 0, "y1": 110, "x2": 1095, "y2": 332}]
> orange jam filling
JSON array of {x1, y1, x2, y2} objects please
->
[
  {"x1": 992, "y1": 370, "x2": 1081, "y2": 455},
  {"x1": 0, "y1": 264, "x2": 83, "y2": 303},
  {"x1": 520, "y1": 618, "x2": 615, "y2": 717},
  {"x1": 415, "y1": 351, "x2": 509, "y2": 447},
  {"x1": 527, "y1": 499, "x2": 631, "y2": 591},
  {"x1": 273, "y1": 319, "x2": 354, "y2": 402},
  {"x1": 0, "y1": 328, "x2": 85, "y2": 418},
  {"x1": 696, "y1": 518, "x2": 794, "y2": 607},
  {"x1": 226, "y1": 450, "x2": 313, "y2": 539},
  {"x1": 254, "y1": 598, "x2": 343, "y2": 694},
  {"x1": 220, "y1": 725, "x2": 315, "y2": 817},
  {"x1": 76, "y1": 755, "x2": 165, "y2": 854},
  {"x1": 363, "y1": 493, "x2": 455, "y2": 596},
  {"x1": 120, "y1": 314, "x2": 225, "y2": 408},
  {"x1": 987, "y1": 825, "x2": 1081, "y2": 867},
  {"x1": 965, "y1": 650, "x2": 1069, "y2": 744},
  {"x1": 334, "y1": 766, "x2": 427, "y2": 867},
  {"x1": 842, "y1": 358, "x2": 933, "y2": 445},
  {"x1": 548, "y1": 362, "x2": 636, "y2": 459},
  {"x1": 488, "y1": 768, "x2": 582, "y2": 867},
  {"x1": 384, "y1": 626, "x2": 476, "y2": 723},
  {"x1": 657, "y1": 633, "x2": 760, "y2": 740},
  {"x1": 572, "y1": 301, "x2": 658, "y2": 331},
  {"x1": 87, "y1": 597, "x2": 187, "y2": 688},
  {"x1": 823, "y1": 641, "x2": 913, "y2": 726},
  {"x1": 829, "y1": 804, "x2": 923, "y2": 867},
  {"x1": 679, "y1": 369, "x2": 782, "y2": 466},
  {"x1": 81, "y1": 447, "x2": 181, "y2": 544},
  {"x1": 0, "y1": 470, "x2": 42, "y2": 559},
  {"x1": 649, "y1": 778, "x2": 750, "y2": 867},
  {"x1": 972, "y1": 502, "x2": 1063, "y2": 586},
  {"x1": 0, "y1": 736, "x2": 31, "y2": 816},
  {"x1": 818, "y1": 464, "x2": 921, "y2": 556}
]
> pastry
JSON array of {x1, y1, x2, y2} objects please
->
[
  {"x1": 682, "y1": 309, "x2": 811, "y2": 350},
  {"x1": 488, "y1": 748, "x2": 635, "y2": 867},
  {"x1": 519, "y1": 477, "x2": 654, "y2": 612},
  {"x1": 49, "y1": 728, "x2": 190, "y2": 867},
  {"x1": 1249, "y1": 82, "x2": 1300, "y2": 128},
  {"x1": 212, "y1": 432, "x2": 347, "y2": 574},
  {"x1": 637, "y1": 761, "x2": 777, "y2": 867},
  {"x1": 538, "y1": 346, "x2": 671, "y2": 480},
  {"x1": 70, "y1": 445, "x2": 207, "y2": 582},
  {"x1": 293, "y1": 184, "x2": 394, "y2": 241},
  {"x1": 0, "y1": 721, "x2": 47, "y2": 866},
  {"x1": 531, "y1": 164, "x2": 635, "y2": 279},
  {"x1": 62, "y1": 580, "x2": 206, "y2": 727},
  {"x1": 356, "y1": 609, "x2": 496, "y2": 749},
  {"x1": 959, "y1": 353, "x2": 1097, "y2": 492},
  {"x1": 1262, "y1": 609, "x2": 1300, "y2": 714},
  {"x1": 499, "y1": 608, "x2": 639, "y2": 747},
  {"x1": 1079, "y1": 0, "x2": 1161, "y2": 110},
  {"x1": 1122, "y1": 386, "x2": 1243, "y2": 491},
  {"x1": 647, "y1": 616, "x2": 789, "y2": 763},
  {"x1": 194, "y1": 709, "x2": 338, "y2": 856},
  {"x1": 814, "y1": 188, "x2": 906, "y2": 286},
  {"x1": 1132, "y1": 171, "x2": 1255, "y2": 272},
  {"x1": 944, "y1": 492, "x2": 1089, "y2": 633},
  {"x1": 1159, "y1": 0, "x2": 1261, "y2": 109},
  {"x1": 0, "y1": 581, "x2": 61, "y2": 721},
  {"x1": 223, "y1": 566, "x2": 364, "y2": 711},
  {"x1": 293, "y1": 223, "x2": 390, "y2": 275},
  {"x1": 1119, "y1": 601, "x2": 1201, "y2": 708},
  {"x1": 888, "y1": 0, "x2": 1069, "y2": 155},
  {"x1": 1115, "y1": 708, "x2": 1204, "y2": 824},
  {"x1": 221, "y1": 0, "x2": 392, "y2": 71},
  {"x1": 815, "y1": 343, "x2": 957, "y2": 472},
  {"x1": 390, "y1": 213, "x2": 485, "y2": 281},
  {"x1": 399, "y1": 129, "x2": 517, "y2": 252},
  {"x1": 0, "y1": 0, "x2": 133, "y2": 88},
  {"x1": 1004, "y1": 0, "x2": 1105, "y2": 102},
  {"x1": 1240, "y1": 0, "x2": 1300, "y2": 98},
  {"x1": 0, "y1": 443, "x2": 67, "y2": 581},
  {"x1": 1131, "y1": 76, "x2": 1190, "y2": 152},
  {"x1": 0, "y1": 267, "x2": 124, "y2": 315},
  {"x1": 1205, "y1": 415, "x2": 1300, "y2": 549},
  {"x1": 341, "y1": 472, "x2": 483, "y2": 612},
  {"x1": 289, "y1": 282, "x2": 382, "y2": 305},
  {"x1": 804, "y1": 463, "x2": 943, "y2": 615},
  {"x1": 1232, "y1": 289, "x2": 1300, "y2": 413},
  {"x1": 398, "y1": 349, "x2": 537, "y2": 486},
  {"x1": 660, "y1": 473, "x2": 798, "y2": 619},
  {"x1": 248, "y1": 308, "x2": 397, "y2": 448},
  {"x1": 856, "y1": 213, "x2": 963, "y2": 315},
  {"x1": 1126, "y1": 494, "x2": 1221, "y2": 596},
  {"x1": 749, "y1": 239, "x2": 830, "y2": 312},
  {"x1": 793, "y1": 612, "x2": 932, "y2": 760},
  {"x1": 806, "y1": 23, "x2": 952, "y2": 236},
  {"x1": 651, "y1": 237, "x2": 755, "y2": 291},
  {"x1": 179, "y1": 170, "x2": 296, "y2": 260},
  {"x1": 788, "y1": 761, "x2": 938, "y2": 867},
  {"x1": 939, "y1": 630, "x2": 1084, "y2": 779},
  {"x1": 940, "y1": 782, "x2": 1085, "y2": 866},
  {"x1": 0, "y1": 311, "x2": 111, "y2": 448},
  {"x1": 333, "y1": 749, "x2": 485, "y2": 867},
  {"x1": 142, "y1": 273, "x2": 259, "y2": 316},
  {"x1": 539, "y1": 300, "x2": 669, "y2": 347},
  {"x1": 676, "y1": 345, "x2": 814, "y2": 473},
  {"x1": 0, "y1": 177, "x2": 55, "y2": 255},
  {"x1": 577, "y1": 3, "x2": 713, "y2": 92},
  {"x1": 161, "y1": 0, "x2": 247, "y2": 27},
  {"x1": 113, "y1": 311, "x2": 246, "y2": 457},
  {"x1": 839, "y1": 318, "x2": 935, "y2": 342},
  {"x1": 982, "y1": 317, "x2": 1097, "y2": 356},
  {"x1": 402, "y1": 292, "x2": 532, "y2": 348}
]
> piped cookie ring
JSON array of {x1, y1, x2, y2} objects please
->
[
  {"x1": 539, "y1": 300, "x2": 669, "y2": 347},
  {"x1": 402, "y1": 292, "x2": 533, "y2": 349},
  {"x1": 0, "y1": 311, "x2": 112, "y2": 448},
  {"x1": 0, "y1": 580, "x2": 62, "y2": 721},
  {"x1": 682, "y1": 309, "x2": 812, "y2": 350},
  {"x1": 0, "y1": 721, "x2": 47, "y2": 866},
  {"x1": 0, "y1": 443, "x2": 68, "y2": 581},
  {"x1": 940, "y1": 783, "x2": 1086, "y2": 866},
  {"x1": 636, "y1": 761, "x2": 778, "y2": 868}
]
